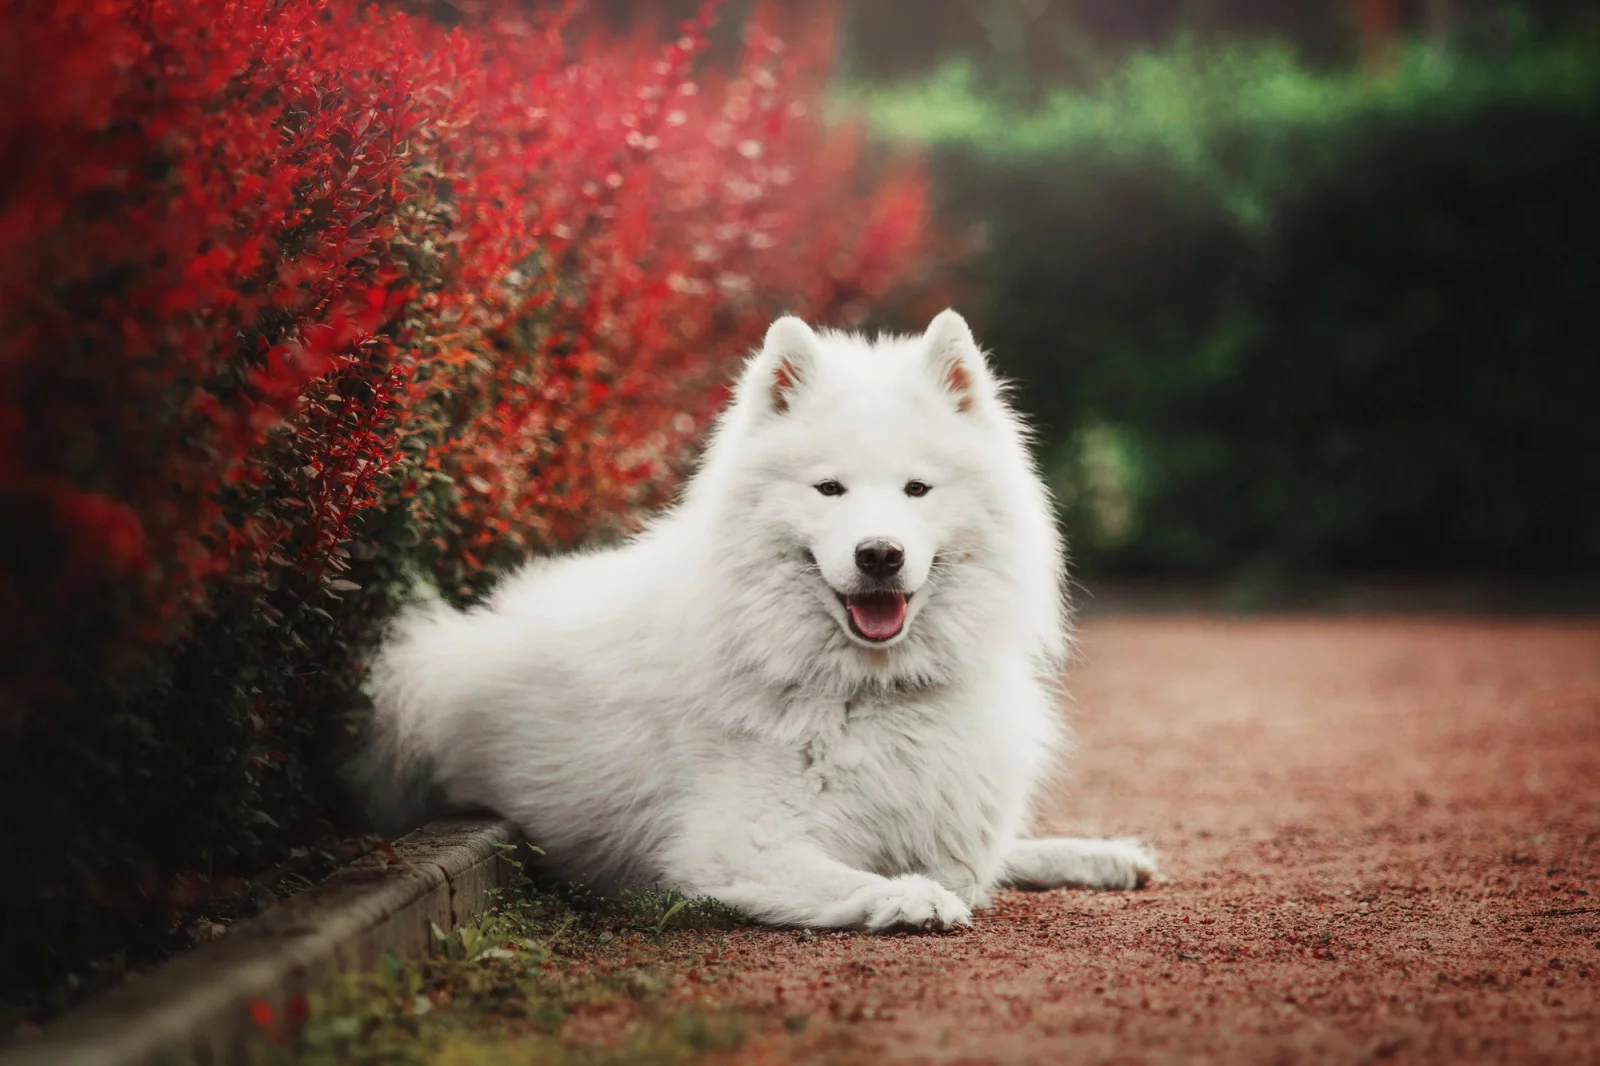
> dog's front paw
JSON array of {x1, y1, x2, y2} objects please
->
[
  {"x1": 1005, "y1": 836, "x2": 1160, "y2": 891},
  {"x1": 1081, "y1": 837, "x2": 1159, "y2": 890},
  {"x1": 855, "y1": 875, "x2": 972, "y2": 932}
]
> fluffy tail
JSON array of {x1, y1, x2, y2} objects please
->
[{"x1": 350, "y1": 577, "x2": 470, "y2": 836}]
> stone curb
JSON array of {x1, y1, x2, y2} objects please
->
[{"x1": 1, "y1": 818, "x2": 523, "y2": 1066}]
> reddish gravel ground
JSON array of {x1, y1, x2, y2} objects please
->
[{"x1": 664, "y1": 618, "x2": 1600, "y2": 1064}]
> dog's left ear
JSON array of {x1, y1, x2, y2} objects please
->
[{"x1": 923, "y1": 309, "x2": 993, "y2": 414}]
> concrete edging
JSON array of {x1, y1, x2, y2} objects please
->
[{"x1": 2, "y1": 818, "x2": 523, "y2": 1066}]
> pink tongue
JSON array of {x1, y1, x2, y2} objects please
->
[{"x1": 847, "y1": 592, "x2": 907, "y2": 640}]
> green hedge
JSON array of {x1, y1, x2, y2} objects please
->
[{"x1": 862, "y1": 41, "x2": 1600, "y2": 574}]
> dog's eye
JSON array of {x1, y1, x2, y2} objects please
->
[
  {"x1": 815, "y1": 479, "x2": 846, "y2": 497},
  {"x1": 904, "y1": 480, "x2": 931, "y2": 498}
]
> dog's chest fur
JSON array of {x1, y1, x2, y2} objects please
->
[{"x1": 773, "y1": 692, "x2": 1012, "y2": 884}]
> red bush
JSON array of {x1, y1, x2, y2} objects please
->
[
  {"x1": 1, "y1": 0, "x2": 451, "y2": 676},
  {"x1": 0, "y1": 0, "x2": 935, "y2": 703},
  {"x1": 428, "y1": 3, "x2": 935, "y2": 566},
  {"x1": 0, "y1": 0, "x2": 942, "y2": 1012},
  {"x1": 0, "y1": 0, "x2": 938, "y2": 1008}
]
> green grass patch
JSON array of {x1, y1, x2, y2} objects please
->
[{"x1": 249, "y1": 867, "x2": 752, "y2": 1065}]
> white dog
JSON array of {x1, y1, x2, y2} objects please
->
[{"x1": 363, "y1": 310, "x2": 1154, "y2": 930}]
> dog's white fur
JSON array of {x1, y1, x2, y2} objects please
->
[{"x1": 362, "y1": 310, "x2": 1154, "y2": 930}]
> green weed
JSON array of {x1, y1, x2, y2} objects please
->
[{"x1": 248, "y1": 881, "x2": 751, "y2": 1065}]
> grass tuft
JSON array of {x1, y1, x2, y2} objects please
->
[{"x1": 248, "y1": 873, "x2": 752, "y2": 1065}]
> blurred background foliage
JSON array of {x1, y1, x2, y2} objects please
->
[
  {"x1": 617, "y1": 0, "x2": 1600, "y2": 576},
  {"x1": 839, "y1": 0, "x2": 1600, "y2": 576}
]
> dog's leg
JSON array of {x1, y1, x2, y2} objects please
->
[
  {"x1": 1000, "y1": 837, "x2": 1157, "y2": 891},
  {"x1": 921, "y1": 855, "x2": 998, "y2": 910},
  {"x1": 691, "y1": 843, "x2": 972, "y2": 932}
]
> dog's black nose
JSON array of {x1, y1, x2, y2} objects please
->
[{"x1": 854, "y1": 539, "x2": 905, "y2": 580}]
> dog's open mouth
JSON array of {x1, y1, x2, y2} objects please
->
[{"x1": 837, "y1": 590, "x2": 908, "y2": 642}]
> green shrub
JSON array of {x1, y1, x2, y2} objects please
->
[{"x1": 862, "y1": 40, "x2": 1600, "y2": 573}]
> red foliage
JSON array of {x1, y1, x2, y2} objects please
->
[
  {"x1": 0, "y1": 0, "x2": 935, "y2": 704},
  {"x1": 429, "y1": 2, "x2": 934, "y2": 560},
  {"x1": 1, "y1": 0, "x2": 450, "y2": 672}
]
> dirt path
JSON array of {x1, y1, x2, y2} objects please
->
[{"x1": 659, "y1": 618, "x2": 1600, "y2": 1064}]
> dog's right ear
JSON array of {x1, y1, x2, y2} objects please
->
[{"x1": 748, "y1": 315, "x2": 821, "y2": 415}]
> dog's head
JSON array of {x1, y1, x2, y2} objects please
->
[
  {"x1": 698, "y1": 311, "x2": 1065, "y2": 689},
  {"x1": 742, "y1": 311, "x2": 997, "y2": 650}
]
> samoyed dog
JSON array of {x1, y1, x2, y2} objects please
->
[{"x1": 363, "y1": 310, "x2": 1154, "y2": 931}]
